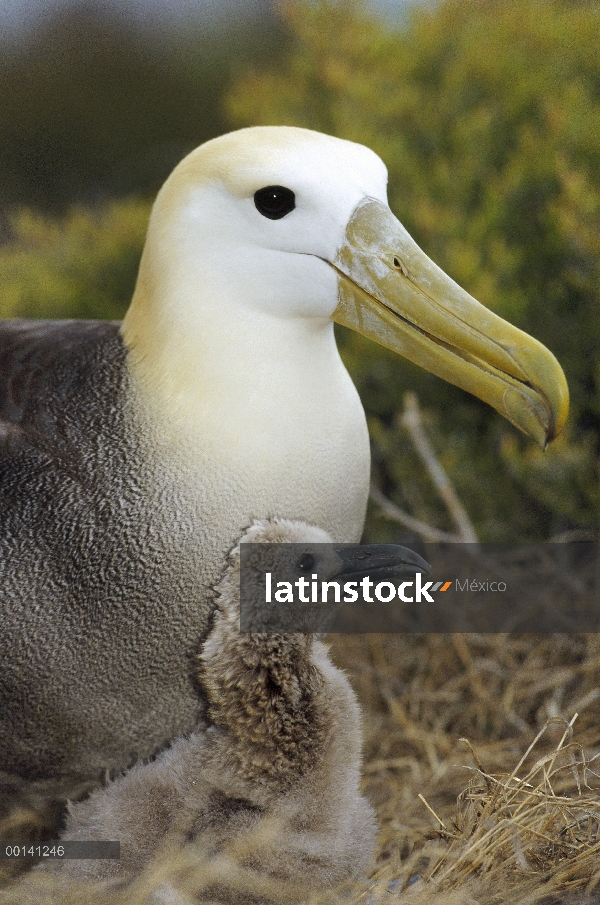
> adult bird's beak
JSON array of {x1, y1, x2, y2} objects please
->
[
  {"x1": 334, "y1": 543, "x2": 430, "y2": 584},
  {"x1": 330, "y1": 198, "x2": 569, "y2": 448}
]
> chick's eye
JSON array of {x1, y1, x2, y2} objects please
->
[
  {"x1": 298, "y1": 553, "x2": 315, "y2": 572},
  {"x1": 254, "y1": 185, "x2": 296, "y2": 220}
]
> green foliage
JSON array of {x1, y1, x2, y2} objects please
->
[
  {"x1": 226, "y1": 0, "x2": 600, "y2": 541},
  {"x1": 0, "y1": 199, "x2": 150, "y2": 321}
]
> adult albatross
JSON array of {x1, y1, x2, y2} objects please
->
[{"x1": 0, "y1": 126, "x2": 568, "y2": 799}]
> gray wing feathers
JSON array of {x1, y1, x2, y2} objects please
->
[{"x1": 0, "y1": 319, "x2": 123, "y2": 456}]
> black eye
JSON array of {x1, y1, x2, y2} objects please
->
[
  {"x1": 298, "y1": 553, "x2": 315, "y2": 572},
  {"x1": 254, "y1": 185, "x2": 296, "y2": 220}
]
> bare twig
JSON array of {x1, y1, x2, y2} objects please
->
[
  {"x1": 370, "y1": 392, "x2": 479, "y2": 545},
  {"x1": 399, "y1": 392, "x2": 479, "y2": 545},
  {"x1": 369, "y1": 483, "x2": 460, "y2": 543}
]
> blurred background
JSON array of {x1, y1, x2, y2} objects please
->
[{"x1": 0, "y1": 0, "x2": 597, "y2": 543}]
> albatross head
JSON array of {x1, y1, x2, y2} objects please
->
[{"x1": 123, "y1": 125, "x2": 568, "y2": 447}]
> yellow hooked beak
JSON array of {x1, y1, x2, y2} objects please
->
[{"x1": 331, "y1": 199, "x2": 569, "y2": 447}]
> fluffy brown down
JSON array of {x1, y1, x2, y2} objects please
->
[{"x1": 41, "y1": 518, "x2": 377, "y2": 898}]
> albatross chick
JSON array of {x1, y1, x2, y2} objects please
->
[{"x1": 45, "y1": 519, "x2": 379, "y2": 895}]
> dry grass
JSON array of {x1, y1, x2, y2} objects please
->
[{"x1": 3, "y1": 632, "x2": 600, "y2": 904}]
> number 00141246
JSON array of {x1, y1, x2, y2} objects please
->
[{"x1": 1, "y1": 845, "x2": 65, "y2": 858}]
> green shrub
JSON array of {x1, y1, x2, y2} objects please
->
[{"x1": 0, "y1": 198, "x2": 150, "y2": 321}]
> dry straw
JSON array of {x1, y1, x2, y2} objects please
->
[{"x1": 4, "y1": 636, "x2": 600, "y2": 905}]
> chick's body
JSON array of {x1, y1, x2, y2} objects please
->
[{"x1": 46, "y1": 519, "x2": 377, "y2": 895}]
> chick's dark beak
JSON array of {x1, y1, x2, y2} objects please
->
[{"x1": 334, "y1": 544, "x2": 431, "y2": 584}]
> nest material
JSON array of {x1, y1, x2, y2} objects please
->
[
  {"x1": 3, "y1": 633, "x2": 600, "y2": 904},
  {"x1": 422, "y1": 719, "x2": 600, "y2": 894}
]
